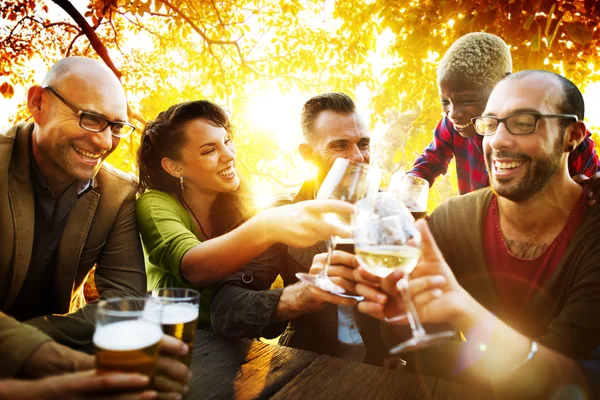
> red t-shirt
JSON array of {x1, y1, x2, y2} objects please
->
[{"x1": 483, "y1": 190, "x2": 588, "y2": 312}]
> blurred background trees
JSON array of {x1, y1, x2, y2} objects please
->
[{"x1": 2, "y1": 0, "x2": 599, "y2": 210}]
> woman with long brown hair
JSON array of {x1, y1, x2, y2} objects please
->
[{"x1": 136, "y1": 100, "x2": 351, "y2": 327}]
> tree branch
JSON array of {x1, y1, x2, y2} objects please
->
[
  {"x1": 1, "y1": 16, "x2": 79, "y2": 46},
  {"x1": 116, "y1": 11, "x2": 167, "y2": 40},
  {"x1": 128, "y1": 108, "x2": 146, "y2": 126},
  {"x1": 156, "y1": 0, "x2": 246, "y2": 62},
  {"x1": 210, "y1": 0, "x2": 225, "y2": 27},
  {"x1": 66, "y1": 32, "x2": 83, "y2": 56},
  {"x1": 50, "y1": 0, "x2": 122, "y2": 79}
]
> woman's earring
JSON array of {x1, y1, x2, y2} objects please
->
[
  {"x1": 180, "y1": 176, "x2": 184, "y2": 191},
  {"x1": 567, "y1": 145, "x2": 574, "y2": 152}
]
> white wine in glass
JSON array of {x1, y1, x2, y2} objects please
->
[
  {"x1": 355, "y1": 244, "x2": 421, "y2": 278},
  {"x1": 353, "y1": 192, "x2": 454, "y2": 351}
]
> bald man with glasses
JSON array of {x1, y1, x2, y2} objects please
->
[{"x1": 0, "y1": 57, "x2": 147, "y2": 377}]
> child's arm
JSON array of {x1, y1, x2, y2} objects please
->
[{"x1": 407, "y1": 117, "x2": 456, "y2": 188}]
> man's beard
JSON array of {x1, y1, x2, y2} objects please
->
[{"x1": 485, "y1": 137, "x2": 564, "y2": 202}]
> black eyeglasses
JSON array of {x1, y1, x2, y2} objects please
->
[
  {"x1": 472, "y1": 113, "x2": 578, "y2": 136},
  {"x1": 43, "y1": 86, "x2": 135, "y2": 138}
]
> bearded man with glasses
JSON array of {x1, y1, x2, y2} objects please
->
[
  {"x1": 356, "y1": 70, "x2": 600, "y2": 397},
  {"x1": 0, "y1": 57, "x2": 148, "y2": 377}
]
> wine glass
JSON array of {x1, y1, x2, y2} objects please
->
[
  {"x1": 353, "y1": 192, "x2": 454, "y2": 353},
  {"x1": 390, "y1": 173, "x2": 429, "y2": 219},
  {"x1": 296, "y1": 158, "x2": 380, "y2": 299}
]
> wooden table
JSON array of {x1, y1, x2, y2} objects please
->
[{"x1": 188, "y1": 330, "x2": 493, "y2": 399}]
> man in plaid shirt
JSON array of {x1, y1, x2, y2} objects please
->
[{"x1": 409, "y1": 33, "x2": 599, "y2": 195}]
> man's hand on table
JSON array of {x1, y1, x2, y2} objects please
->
[
  {"x1": 11, "y1": 335, "x2": 191, "y2": 400},
  {"x1": 0, "y1": 370, "x2": 157, "y2": 400},
  {"x1": 275, "y1": 251, "x2": 363, "y2": 320}
]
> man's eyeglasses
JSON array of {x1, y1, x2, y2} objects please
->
[
  {"x1": 43, "y1": 86, "x2": 135, "y2": 138},
  {"x1": 471, "y1": 113, "x2": 578, "y2": 136}
]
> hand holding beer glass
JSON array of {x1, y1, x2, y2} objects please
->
[
  {"x1": 151, "y1": 288, "x2": 200, "y2": 367},
  {"x1": 94, "y1": 298, "x2": 163, "y2": 378}
]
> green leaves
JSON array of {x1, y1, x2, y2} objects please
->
[
  {"x1": 2, "y1": 0, "x2": 599, "y2": 203},
  {"x1": 565, "y1": 21, "x2": 593, "y2": 45}
]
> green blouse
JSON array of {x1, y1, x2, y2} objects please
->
[{"x1": 136, "y1": 190, "x2": 214, "y2": 327}]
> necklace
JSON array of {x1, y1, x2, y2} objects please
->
[{"x1": 178, "y1": 194, "x2": 211, "y2": 240}]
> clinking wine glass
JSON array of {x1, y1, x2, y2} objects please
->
[
  {"x1": 353, "y1": 192, "x2": 454, "y2": 353},
  {"x1": 390, "y1": 173, "x2": 429, "y2": 220},
  {"x1": 295, "y1": 158, "x2": 380, "y2": 300}
]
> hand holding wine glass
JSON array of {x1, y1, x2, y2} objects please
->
[
  {"x1": 353, "y1": 192, "x2": 454, "y2": 353},
  {"x1": 295, "y1": 158, "x2": 380, "y2": 299}
]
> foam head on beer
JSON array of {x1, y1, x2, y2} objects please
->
[
  {"x1": 161, "y1": 303, "x2": 198, "y2": 325},
  {"x1": 94, "y1": 319, "x2": 163, "y2": 376},
  {"x1": 94, "y1": 319, "x2": 163, "y2": 351},
  {"x1": 94, "y1": 297, "x2": 164, "y2": 377}
]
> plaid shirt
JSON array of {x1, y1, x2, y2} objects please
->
[{"x1": 410, "y1": 116, "x2": 600, "y2": 195}]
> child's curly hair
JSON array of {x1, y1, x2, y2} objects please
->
[{"x1": 437, "y1": 32, "x2": 512, "y2": 89}]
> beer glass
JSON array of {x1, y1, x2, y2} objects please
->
[
  {"x1": 296, "y1": 158, "x2": 380, "y2": 299},
  {"x1": 151, "y1": 288, "x2": 200, "y2": 367},
  {"x1": 390, "y1": 174, "x2": 429, "y2": 220},
  {"x1": 94, "y1": 297, "x2": 163, "y2": 377}
]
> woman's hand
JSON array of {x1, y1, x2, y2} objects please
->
[{"x1": 259, "y1": 199, "x2": 354, "y2": 248}]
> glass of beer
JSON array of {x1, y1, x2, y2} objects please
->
[
  {"x1": 94, "y1": 297, "x2": 163, "y2": 377},
  {"x1": 390, "y1": 174, "x2": 429, "y2": 220},
  {"x1": 150, "y1": 288, "x2": 200, "y2": 367}
]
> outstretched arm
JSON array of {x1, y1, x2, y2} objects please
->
[
  {"x1": 139, "y1": 194, "x2": 353, "y2": 286},
  {"x1": 211, "y1": 248, "x2": 359, "y2": 339},
  {"x1": 408, "y1": 118, "x2": 456, "y2": 188}
]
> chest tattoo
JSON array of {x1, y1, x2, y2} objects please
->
[{"x1": 504, "y1": 239, "x2": 549, "y2": 259}]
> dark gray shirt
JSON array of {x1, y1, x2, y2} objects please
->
[{"x1": 8, "y1": 134, "x2": 92, "y2": 321}]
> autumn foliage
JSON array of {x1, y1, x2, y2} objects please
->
[
  {"x1": 1, "y1": 0, "x2": 599, "y2": 202},
  {"x1": 2, "y1": 0, "x2": 599, "y2": 301}
]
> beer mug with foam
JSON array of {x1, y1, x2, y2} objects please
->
[
  {"x1": 94, "y1": 297, "x2": 163, "y2": 377},
  {"x1": 151, "y1": 288, "x2": 200, "y2": 367}
]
